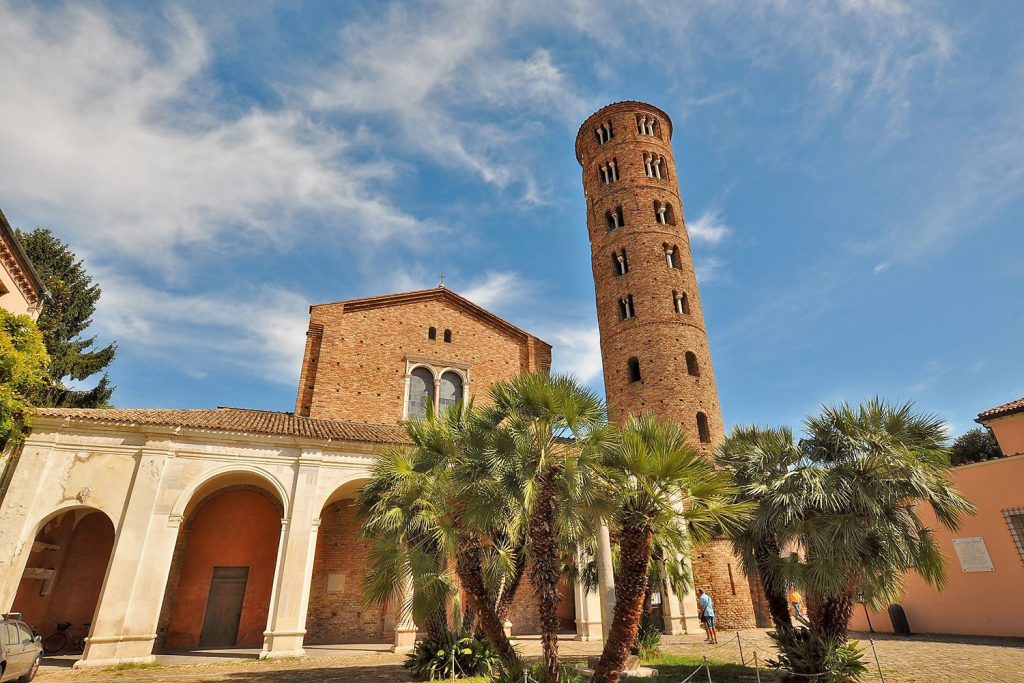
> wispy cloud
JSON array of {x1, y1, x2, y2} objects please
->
[
  {"x1": 687, "y1": 209, "x2": 731, "y2": 245},
  {"x1": 0, "y1": 4, "x2": 425, "y2": 274},
  {"x1": 460, "y1": 271, "x2": 530, "y2": 310},
  {"x1": 544, "y1": 325, "x2": 603, "y2": 385}
]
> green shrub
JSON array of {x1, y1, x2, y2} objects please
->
[
  {"x1": 631, "y1": 623, "x2": 662, "y2": 660},
  {"x1": 492, "y1": 658, "x2": 585, "y2": 683},
  {"x1": 404, "y1": 629, "x2": 501, "y2": 680},
  {"x1": 766, "y1": 627, "x2": 868, "y2": 682}
]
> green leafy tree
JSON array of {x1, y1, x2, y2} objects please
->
[
  {"x1": 488, "y1": 373, "x2": 611, "y2": 683},
  {"x1": 15, "y1": 228, "x2": 116, "y2": 407},
  {"x1": 0, "y1": 310, "x2": 49, "y2": 448},
  {"x1": 950, "y1": 427, "x2": 1002, "y2": 465},
  {"x1": 592, "y1": 414, "x2": 752, "y2": 683}
]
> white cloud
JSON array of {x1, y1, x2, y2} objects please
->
[
  {"x1": 687, "y1": 209, "x2": 731, "y2": 245},
  {"x1": 873, "y1": 261, "x2": 891, "y2": 275},
  {"x1": 0, "y1": 4, "x2": 425, "y2": 273},
  {"x1": 695, "y1": 256, "x2": 727, "y2": 284},
  {"x1": 95, "y1": 274, "x2": 309, "y2": 386},
  {"x1": 545, "y1": 325, "x2": 603, "y2": 385},
  {"x1": 459, "y1": 271, "x2": 530, "y2": 310}
]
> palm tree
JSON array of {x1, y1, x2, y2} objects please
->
[
  {"x1": 716, "y1": 425, "x2": 803, "y2": 630},
  {"x1": 488, "y1": 373, "x2": 611, "y2": 683},
  {"x1": 791, "y1": 399, "x2": 976, "y2": 640},
  {"x1": 357, "y1": 402, "x2": 524, "y2": 660},
  {"x1": 591, "y1": 414, "x2": 752, "y2": 683}
]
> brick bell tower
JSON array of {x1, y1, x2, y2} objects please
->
[{"x1": 576, "y1": 101, "x2": 760, "y2": 630}]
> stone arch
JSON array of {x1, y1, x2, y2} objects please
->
[
  {"x1": 305, "y1": 475, "x2": 393, "y2": 645},
  {"x1": 157, "y1": 471, "x2": 288, "y2": 651},
  {"x1": 11, "y1": 506, "x2": 115, "y2": 652}
]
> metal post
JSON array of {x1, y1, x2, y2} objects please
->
[
  {"x1": 704, "y1": 655, "x2": 713, "y2": 683},
  {"x1": 753, "y1": 650, "x2": 761, "y2": 683},
  {"x1": 737, "y1": 631, "x2": 745, "y2": 666},
  {"x1": 869, "y1": 638, "x2": 885, "y2": 682}
]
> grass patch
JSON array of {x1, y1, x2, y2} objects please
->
[
  {"x1": 629, "y1": 654, "x2": 783, "y2": 682},
  {"x1": 108, "y1": 661, "x2": 163, "y2": 671}
]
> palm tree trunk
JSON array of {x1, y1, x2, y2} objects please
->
[
  {"x1": 754, "y1": 541, "x2": 792, "y2": 630},
  {"x1": 424, "y1": 600, "x2": 448, "y2": 643},
  {"x1": 592, "y1": 521, "x2": 653, "y2": 683},
  {"x1": 809, "y1": 593, "x2": 855, "y2": 641},
  {"x1": 455, "y1": 534, "x2": 517, "y2": 662},
  {"x1": 529, "y1": 470, "x2": 562, "y2": 683}
]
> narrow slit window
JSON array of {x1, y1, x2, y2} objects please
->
[
  {"x1": 697, "y1": 412, "x2": 711, "y2": 443},
  {"x1": 612, "y1": 249, "x2": 629, "y2": 276},
  {"x1": 628, "y1": 357, "x2": 642, "y2": 383},
  {"x1": 619, "y1": 294, "x2": 634, "y2": 320},
  {"x1": 428, "y1": 326, "x2": 437, "y2": 340},
  {"x1": 443, "y1": 329, "x2": 452, "y2": 343},
  {"x1": 686, "y1": 351, "x2": 700, "y2": 376}
]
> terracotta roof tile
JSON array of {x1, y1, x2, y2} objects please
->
[
  {"x1": 976, "y1": 397, "x2": 1024, "y2": 422},
  {"x1": 32, "y1": 406, "x2": 410, "y2": 445}
]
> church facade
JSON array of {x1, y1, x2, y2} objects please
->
[{"x1": 0, "y1": 100, "x2": 756, "y2": 668}]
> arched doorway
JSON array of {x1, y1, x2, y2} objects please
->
[
  {"x1": 156, "y1": 479, "x2": 284, "y2": 651},
  {"x1": 11, "y1": 508, "x2": 114, "y2": 648},
  {"x1": 305, "y1": 479, "x2": 393, "y2": 644}
]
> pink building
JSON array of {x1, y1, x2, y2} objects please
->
[{"x1": 849, "y1": 397, "x2": 1024, "y2": 638}]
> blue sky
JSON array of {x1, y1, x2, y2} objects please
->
[{"x1": 1, "y1": 0, "x2": 1021, "y2": 435}]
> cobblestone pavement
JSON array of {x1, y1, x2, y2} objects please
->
[{"x1": 34, "y1": 630, "x2": 1024, "y2": 682}]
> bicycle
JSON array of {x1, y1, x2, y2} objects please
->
[{"x1": 42, "y1": 621, "x2": 89, "y2": 655}]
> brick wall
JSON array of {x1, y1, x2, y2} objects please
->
[
  {"x1": 294, "y1": 290, "x2": 551, "y2": 424},
  {"x1": 305, "y1": 500, "x2": 392, "y2": 644},
  {"x1": 691, "y1": 539, "x2": 757, "y2": 630}
]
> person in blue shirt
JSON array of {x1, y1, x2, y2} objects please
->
[{"x1": 696, "y1": 588, "x2": 717, "y2": 644}]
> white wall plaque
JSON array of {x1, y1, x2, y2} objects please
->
[{"x1": 952, "y1": 536, "x2": 995, "y2": 572}]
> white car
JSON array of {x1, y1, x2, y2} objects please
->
[{"x1": 0, "y1": 616, "x2": 41, "y2": 683}]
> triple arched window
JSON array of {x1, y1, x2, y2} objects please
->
[{"x1": 406, "y1": 365, "x2": 468, "y2": 420}]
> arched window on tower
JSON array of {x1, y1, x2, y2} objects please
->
[
  {"x1": 664, "y1": 244, "x2": 680, "y2": 269},
  {"x1": 439, "y1": 371, "x2": 463, "y2": 412},
  {"x1": 627, "y1": 357, "x2": 642, "y2": 383},
  {"x1": 428, "y1": 326, "x2": 437, "y2": 340},
  {"x1": 643, "y1": 153, "x2": 664, "y2": 179},
  {"x1": 673, "y1": 290, "x2": 690, "y2": 315},
  {"x1": 619, "y1": 295, "x2": 634, "y2": 320},
  {"x1": 636, "y1": 114, "x2": 658, "y2": 137},
  {"x1": 444, "y1": 329, "x2": 452, "y2": 343},
  {"x1": 612, "y1": 249, "x2": 628, "y2": 276},
  {"x1": 595, "y1": 120, "x2": 614, "y2": 145},
  {"x1": 696, "y1": 412, "x2": 711, "y2": 443},
  {"x1": 686, "y1": 351, "x2": 700, "y2": 377},
  {"x1": 654, "y1": 201, "x2": 676, "y2": 225},
  {"x1": 605, "y1": 206, "x2": 625, "y2": 231},
  {"x1": 600, "y1": 158, "x2": 619, "y2": 185},
  {"x1": 408, "y1": 367, "x2": 435, "y2": 420}
]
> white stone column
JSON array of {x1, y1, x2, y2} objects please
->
[
  {"x1": 573, "y1": 553, "x2": 603, "y2": 641},
  {"x1": 392, "y1": 574, "x2": 417, "y2": 653},
  {"x1": 663, "y1": 500, "x2": 701, "y2": 635},
  {"x1": 260, "y1": 451, "x2": 323, "y2": 659},
  {"x1": 76, "y1": 445, "x2": 175, "y2": 668},
  {"x1": 595, "y1": 519, "x2": 615, "y2": 639}
]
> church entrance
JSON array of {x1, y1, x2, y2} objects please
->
[{"x1": 199, "y1": 567, "x2": 250, "y2": 647}]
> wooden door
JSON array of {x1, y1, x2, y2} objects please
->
[{"x1": 199, "y1": 567, "x2": 248, "y2": 647}]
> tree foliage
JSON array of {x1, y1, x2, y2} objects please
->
[
  {"x1": 950, "y1": 427, "x2": 1002, "y2": 465},
  {"x1": 15, "y1": 228, "x2": 116, "y2": 407},
  {"x1": 0, "y1": 310, "x2": 49, "y2": 448}
]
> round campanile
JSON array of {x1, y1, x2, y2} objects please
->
[{"x1": 575, "y1": 101, "x2": 723, "y2": 450}]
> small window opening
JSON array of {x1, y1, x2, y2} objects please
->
[
  {"x1": 428, "y1": 327, "x2": 437, "y2": 340},
  {"x1": 654, "y1": 201, "x2": 676, "y2": 225},
  {"x1": 605, "y1": 205, "x2": 625, "y2": 231},
  {"x1": 643, "y1": 153, "x2": 664, "y2": 179},
  {"x1": 664, "y1": 244, "x2": 680, "y2": 269},
  {"x1": 443, "y1": 329, "x2": 452, "y2": 343},
  {"x1": 636, "y1": 114, "x2": 658, "y2": 136},
  {"x1": 595, "y1": 120, "x2": 614, "y2": 145},
  {"x1": 686, "y1": 351, "x2": 700, "y2": 377},
  {"x1": 612, "y1": 249, "x2": 629, "y2": 276},
  {"x1": 697, "y1": 412, "x2": 711, "y2": 443},
  {"x1": 627, "y1": 357, "x2": 642, "y2": 383},
  {"x1": 599, "y1": 158, "x2": 619, "y2": 185},
  {"x1": 727, "y1": 563, "x2": 737, "y2": 595},
  {"x1": 619, "y1": 294, "x2": 634, "y2": 320},
  {"x1": 673, "y1": 291, "x2": 690, "y2": 315}
]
